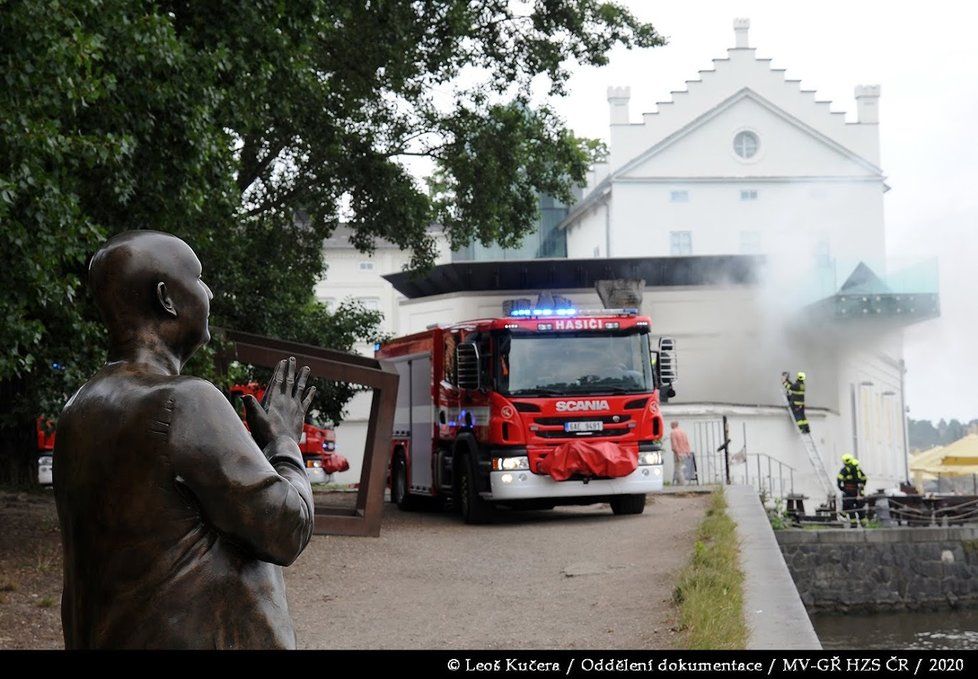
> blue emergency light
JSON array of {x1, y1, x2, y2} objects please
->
[{"x1": 508, "y1": 306, "x2": 577, "y2": 317}]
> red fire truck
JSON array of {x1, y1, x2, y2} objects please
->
[{"x1": 377, "y1": 306, "x2": 677, "y2": 523}]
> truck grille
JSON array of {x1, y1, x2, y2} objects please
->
[
  {"x1": 534, "y1": 415, "x2": 632, "y2": 426},
  {"x1": 535, "y1": 429, "x2": 628, "y2": 439},
  {"x1": 532, "y1": 414, "x2": 632, "y2": 439}
]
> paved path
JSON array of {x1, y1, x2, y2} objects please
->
[
  {"x1": 725, "y1": 484, "x2": 821, "y2": 650},
  {"x1": 287, "y1": 493, "x2": 710, "y2": 649}
]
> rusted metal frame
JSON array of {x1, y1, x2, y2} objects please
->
[{"x1": 219, "y1": 328, "x2": 398, "y2": 537}]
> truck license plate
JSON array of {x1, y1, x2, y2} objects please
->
[{"x1": 565, "y1": 421, "x2": 603, "y2": 432}]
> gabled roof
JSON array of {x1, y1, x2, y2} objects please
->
[
  {"x1": 561, "y1": 86, "x2": 885, "y2": 230},
  {"x1": 616, "y1": 87, "x2": 884, "y2": 179}
]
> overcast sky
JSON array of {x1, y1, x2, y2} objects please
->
[{"x1": 547, "y1": 0, "x2": 978, "y2": 423}]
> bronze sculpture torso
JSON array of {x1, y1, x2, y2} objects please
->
[{"x1": 54, "y1": 231, "x2": 315, "y2": 649}]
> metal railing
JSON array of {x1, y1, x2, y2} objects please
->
[{"x1": 734, "y1": 452, "x2": 796, "y2": 502}]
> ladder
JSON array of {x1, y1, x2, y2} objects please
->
[{"x1": 780, "y1": 385, "x2": 836, "y2": 505}]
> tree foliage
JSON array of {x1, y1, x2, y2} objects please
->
[
  {"x1": 909, "y1": 418, "x2": 978, "y2": 452},
  {"x1": 0, "y1": 0, "x2": 662, "y2": 482}
]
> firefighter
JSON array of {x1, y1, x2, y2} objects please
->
[
  {"x1": 837, "y1": 454, "x2": 868, "y2": 526},
  {"x1": 783, "y1": 371, "x2": 810, "y2": 433}
]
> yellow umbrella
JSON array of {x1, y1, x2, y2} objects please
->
[
  {"x1": 935, "y1": 434, "x2": 978, "y2": 466},
  {"x1": 910, "y1": 448, "x2": 944, "y2": 487},
  {"x1": 910, "y1": 445, "x2": 947, "y2": 469},
  {"x1": 913, "y1": 462, "x2": 978, "y2": 477}
]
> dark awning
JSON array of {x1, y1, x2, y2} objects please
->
[{"x1": 384, "y1": 255, "x2": 763, "y2": 299}]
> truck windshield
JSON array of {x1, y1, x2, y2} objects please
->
[{"x1": 497, "y1": 331, "x2": 653, "y2": 396}]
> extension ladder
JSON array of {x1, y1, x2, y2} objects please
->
[{"x1": 780, "y1": 384, "x2": 837, "y2": 506}]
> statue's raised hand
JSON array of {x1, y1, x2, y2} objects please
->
[{"x1": 244, "y1": 357, "x2": 316, "y2": 450}]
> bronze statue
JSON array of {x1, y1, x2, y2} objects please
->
[{"x1": 53, "y1": 231, "x2": 316, "y2": 649}]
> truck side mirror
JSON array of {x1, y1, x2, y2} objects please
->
[
  {"x1": 657, "y1": 337, "x2": 677, "y2": 397},
  {"x1": 456, "y1": 343, "x2": 480, "y2": 390},
  {"x1": 657, "y1": 337, "x2": 677, "y2": 382}
]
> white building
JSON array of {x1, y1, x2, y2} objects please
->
[
  {"x1": 374, "y1": 19, "x2": 938, "y2": 507},
  {"x1": 566, "y1": 18, "x2": 885, "y2": 267}
]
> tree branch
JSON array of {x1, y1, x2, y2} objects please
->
[{"x1": 237, "y1": 136, "x2": 287, "y2": 195}]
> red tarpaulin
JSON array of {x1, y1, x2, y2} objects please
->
[
  {"x1": 323, "y1": 453, "x2": 350, "y2": 474},
  {"x1": 535, "y1": 441, "x2": 638, "y2": 482}
]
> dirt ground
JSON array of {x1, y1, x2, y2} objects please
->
[
  {"x1": 0, "y1": 490, "x2": 63, "y2": 649},
  {"x1": 0, "y1": 489, "x2": 710, "y2": 649}
]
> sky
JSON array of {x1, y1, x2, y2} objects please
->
[{"x1": 545, "y1": 0, "x2": 978, "y2": 423}]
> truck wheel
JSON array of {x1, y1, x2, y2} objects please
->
[
  {"x1": 610, "y1": 494, "x2": 647, "y2": 515},
  {"x1": 457, "y1": 455, "x2": 494, "y2": 525},
  {"x1": 391, "y1": 453, "x2": 419, "y2": 511}
]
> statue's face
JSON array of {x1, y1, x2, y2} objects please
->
[{"x1": 165, "y1": 240, "x2": 213, "y2": 359}]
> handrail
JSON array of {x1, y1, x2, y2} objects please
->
[{"x1": 739, "y1": 452, "x2": 796, "y2": 502}]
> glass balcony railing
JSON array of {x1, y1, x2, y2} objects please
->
[{"x1": 800, "y1": 257, "x2": 940, "y2": 321}]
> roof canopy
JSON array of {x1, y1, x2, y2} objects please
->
[
  {"x1": 384, "y1": 255, "x2": 761, "y2": 299},
  {"x1": 806, "y1": 261, "x2": 939, "y2": 325}
]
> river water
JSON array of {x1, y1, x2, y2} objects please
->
[{"x1": 813, "y1": 609, "x2": 978, "y2": 650}]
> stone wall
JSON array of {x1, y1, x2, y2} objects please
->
[{"x1": 776, "y1": 527, "x2": 978, "y2": 613}]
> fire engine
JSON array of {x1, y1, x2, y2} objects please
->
[{"x1": 377, "y1": 305, "x2": 677, "y2": 523}]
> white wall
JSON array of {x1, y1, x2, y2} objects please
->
[
  {"x1": 604, "y1": 180, "x2": 884, "y2": 263},
  {"x1": 566, "y1": 201, "x2": 609, "y2": 259}
]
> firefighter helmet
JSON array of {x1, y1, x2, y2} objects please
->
[
  {"x1": 797, "y1": 371, "x2": 806, "y2": 381},
  {"x1": 842, "y1": 453, "x2": 855, "y2": 464}
]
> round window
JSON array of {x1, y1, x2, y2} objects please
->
[{"x1": 733, "y1": 131, "x2": 759, "y2": 159}]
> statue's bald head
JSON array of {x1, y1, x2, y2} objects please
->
[{"x1": 89, "y1": 231, "x2": 212, "y2": 364}]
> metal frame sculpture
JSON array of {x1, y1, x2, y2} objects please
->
[{"x1": 220, "y1": 328, "x2": 398, "y2": 537}]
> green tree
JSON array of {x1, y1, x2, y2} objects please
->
[
  {"x1": 1, "y1": 1, "x2": 663, "y2": 484},
  {"x1": 908, "y1": 418, "x2": 940, "y2": 452}
]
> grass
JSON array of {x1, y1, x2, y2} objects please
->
[
  {"x1": 37, "y1": 596, "x2": 56, "y2": 608},
  {"x1": 33, "y1": 546, "x2": 58, "y2": 575},
  {"x1": 672, "y1": 489, "x2": 748, "y2": 649}
]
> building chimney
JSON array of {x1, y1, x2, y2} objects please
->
[
  {"x1": 733, "y1": 18, "x2": 750, "y2": 48},
  {"x1": 855, "y1": 84, "x2": 881, "y2": 124},
  {"x1": 595, "y1": 279, "x2": 645, "y2": 309},
  {"x1": 607, "y1": 86, "x2": 631, "y2": 126}
]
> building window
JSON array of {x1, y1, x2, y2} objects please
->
[
  {"x1": 358, "y1": 261, "x2": 375, "y2": 271},
  {"x1": 740, "y1": 231, "x2": 761, "y2": 254},
  {"x1": 740, "y1": 189, "x2": 758, "y2": 201},
  {"x1": 670, "y1": 231, "x2": 692, "y2": 256},
  {"x1": 358, "y1": 297, "x2": 381, "y2": 311},
  {"x1": 670, "y1": 190, "x2": 689, "y2": 203},
  {"x1": 733, "y1": 131, "x2": 759, "y2": 159}
]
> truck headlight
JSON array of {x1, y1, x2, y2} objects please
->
[
  {"x1": 493, "y1": 456, "x2": 529, "y2": 471},
  {"x1": 639, "y1": 451, "x2": 663, "y2": 466}
]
